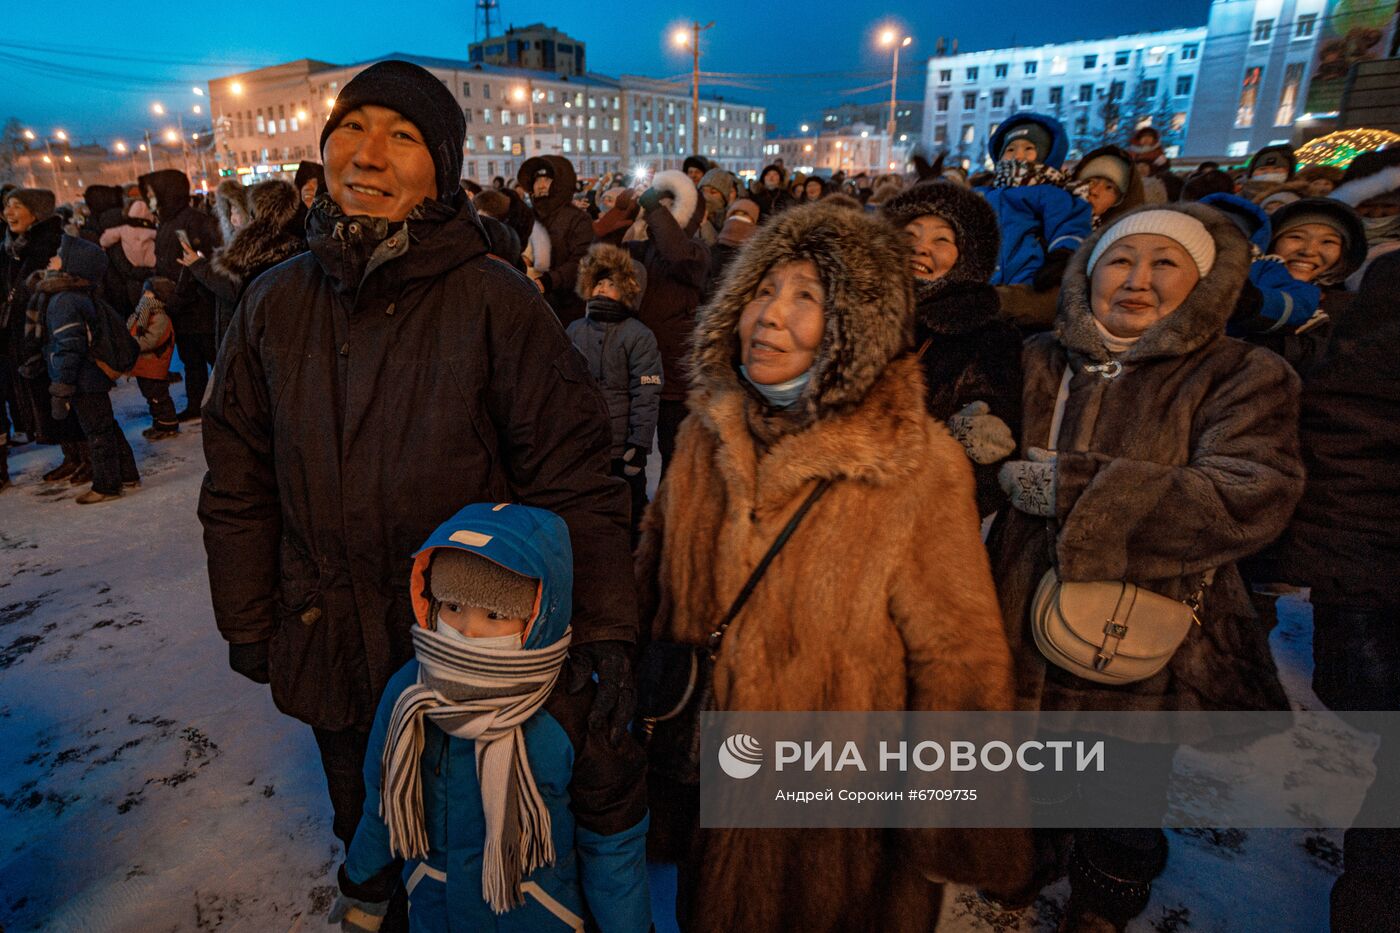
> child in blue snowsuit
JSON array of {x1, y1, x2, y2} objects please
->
[
  {"x1": 331, "y1": 502, "x2": 651, "y2": 933},
  {"x1": 975, "y1": 113, "x2": 1092, "y2": 288}
]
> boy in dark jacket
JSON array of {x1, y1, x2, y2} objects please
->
[
  {"x1": 332, "y1": 502, "x2": 651, "y2": 933},
  {"x1": 38, "y1": 235, "x2": 139, "y2": 503},
  {"x1": 882, "y1": 182, "x2": 1022, "y2": 517},
  {"x1": 569, "y1": 245, "x2": 662, "y2": 542}
]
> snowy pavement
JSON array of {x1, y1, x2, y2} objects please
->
[{"x1": 1, "y1": 378, "x2": 1348, "y2": 931}]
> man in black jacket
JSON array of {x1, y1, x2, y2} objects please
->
[
  {"x1": 197, "y1": 59, "x2": 638, "y2": 896},
  {"x1": 138, "y1": 169, "x2": 221, "y2": 419},
  {"x1": 517, "y1": 155, "x2": 593, "y2": 326}
]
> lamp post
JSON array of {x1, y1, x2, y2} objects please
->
[
  {"x1": 880, "y1": 30, "x2": 912, "y2": 167},
  {"x1": 673, "y1": 22, "x2": 715, "y2": 156}
]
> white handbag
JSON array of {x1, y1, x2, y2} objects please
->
[{"x1": 1030, "y1": 363, "x2": 1211, "y2": 685}]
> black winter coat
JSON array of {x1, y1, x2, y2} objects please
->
[
  {"x1": 140, "y1": 170, "x2": 222, "y2": 335},
  {"x1": 627, "y1": 204, "x2": 710, "y2": 402},
  {"x1": 198, "y1": 192, "x2": 638, "y2": 732},
  {"x1": 915, "y1": 282, "x2": 1024, "y2": 517},
  {"x1": 521, "y1": 157, "x2": 593, "y2": 326},
  {"x1": 2, "y1": 217, "x2": 65, "y2": 440},
  {"x1": 1279, "y1": 252, "x2": 1400, "y2": 611}
]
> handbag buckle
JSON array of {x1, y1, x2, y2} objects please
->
[
  {"x1": 1103, "y1": 621, "x2": 1128, "y2": 638},
  {"x1": 706, "y1": 631, "x2": 724, "y2": 654}
]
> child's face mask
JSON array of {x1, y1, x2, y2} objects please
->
[
  {"x1": 1251, "y1": 168, "x2": 1288, "y2": 184},
  {"x1": 436, "y1": 618, "x2": 523, "y2": 650}
]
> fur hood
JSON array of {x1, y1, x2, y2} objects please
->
[
  {"x1": 648, "y1": 169, "x2": 699, "y2": 230},
  {"x1": 1054, "y1": 203, "x2": 1252, "y2": 365},
  {"x1": 211, "y1": 180, "x2": 304, "y2": 281},
  {"x1": 689, "y1": 201, "x2": 913, "y2": 418},
  {"x1": 214, "y1": 179, "x2": 250, "y2": 244},
  {"x1": 880, "y1": 181, "x2": 1000, "y2": 284},
  {"x1": 575, "y1": 242, "x2": 644, "y2": 307},
  {"x1": 518, "y1": 155, "x2": 578, "y2": 219}
]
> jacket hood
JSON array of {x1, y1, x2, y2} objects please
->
[
  {"x1": 83, "y1": 185, "x2": 123, "y2": 219},
  {"x1": 649, "y1": 169, "x2": 700, "y2": 231},
  {"x1": 1248, "y1": 144, "x2": 1296, "y2": 180},
  {"x1": 576, "y1": 242, "x2": 643, "y2": 306},
  {"x1": 57, "y1": 233, "x2": 109, "y2": 283},
  {"x1": 988, "y1": 113, "x2": 1069, "y2": 168},
  {"x1": 879, "y1": 180, "x2": 1001, "y2": 284},
  {"x1": 1267, "y1": 196, "x2": 1369, "y2": 283},
  {"x1": 689, "y1": 201, "x2": 913, "y2": 418},
  {"x1": 1055, "y1": 203, "x2": 1252, "y2": 365},
  {"x1": 1073, "y1": 145, "x2": 1145, "y2": 227},
  {"x1": 138, "y1": 169, "x2": 190, "y2": 221},
  {"x1": 213, "y1": 180, "x2": 304, "y2": 280},
  {"x1": 409, "y1": 502, "x2": 573, "y2": 650},
  {"x1": 759, "y1": 163, "x2": 788, "y2": 186},
  {"x1": 214, "y1": 178, "x2": 250, "y2": 242},
  {"x1": 1200, "y1": 192, "x2": 1271, "y2": 252},
  {"x1": 518, "y1": 155, "x2": 578, "y2": 216}
]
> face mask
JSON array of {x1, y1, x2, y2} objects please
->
[
  {"x1": 1251, "y1": 169, "x2": 1288, "y2": 184},
  {"x1": 436, "y1": 613, "x2": 523, "y2": 650},
  {"x1": 764, "y1": 178, "x2": 779, "y2": 190},
  {"x1": 740, "y1": 365, "x2": 811, "y2": 409},
  {"x1": 1361, "y1": 214, "x2": 1400, "y2": 237}
]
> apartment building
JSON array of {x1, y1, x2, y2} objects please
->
[
  {"x1": 921, "y1": 27, "x2": 1207, "y2": 166},
  {"x1": 764, "y1": 123, "x2": 900, "y2": 177}
]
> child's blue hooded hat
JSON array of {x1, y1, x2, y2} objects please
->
[
  {"x1": 1199, "y1": 192, "x2": 1272, "y2": 252},
  {"x1": 410, "y1": 502, "x2": 573, "y2": 649},
  {"x1": 988, "y1": 113, "x2": 1069, "y2": 168}
]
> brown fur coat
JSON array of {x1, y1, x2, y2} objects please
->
[
  {"x1": 987, "y1": 203, "x2": 1304, "y2": 721},
  {"x1": 637, "y1": 204, "x2": 1031, "y2": 932}
]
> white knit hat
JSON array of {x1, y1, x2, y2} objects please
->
[{"x1": 1087, "y1": 209, "x2": 1217, "y2": 277}]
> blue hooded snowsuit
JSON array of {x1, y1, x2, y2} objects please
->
[
  {"x1": 41, "y1": 235, "x2": 116, "y2": 395},
  {"x1": 1199, "y1": 193, "x2": 1321, "y2": 336},
  {"x1": 345, "y1": 502, "x2": 651, "y2": 933},
  {"x1": 975, "y1": 113, "x2": 1092, "y2": 286}
]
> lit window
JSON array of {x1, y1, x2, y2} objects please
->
[
  {"x1": 1227, "y1": 140, "x2": 1249, "y2": 157},
  {"x1": 1051, "y1": 56, "x2": 1068, "y2": 75},
  {"x1": 1235, "y1": 65, "x2": 1262, "y2": 127},
  {"x1": 1275, "y1": 62, "x2": 1305, "y2": 125}
]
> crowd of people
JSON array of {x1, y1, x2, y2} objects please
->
[{"x1": 3, "y1": 57, "x2": 1398, "y2": 932}]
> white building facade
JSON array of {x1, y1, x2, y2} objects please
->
[
  {"x1": 764, "y1": 123, "x2": 900, "y2": 176},
  {"x1": 209, "y1": 54, "x2": 765, "y2": 186},
  {"x1": 920, "y1": 28, "x2": 1207, "y2": 167}
]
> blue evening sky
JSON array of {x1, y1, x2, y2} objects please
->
[{"x1": 3, "y1": 0, "x2": 1211, "y2": 145}]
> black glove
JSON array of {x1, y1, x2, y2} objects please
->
[
  {"x1": 50, "y1": 394, "x2": 72, "y2": 421},
  {"x1": 565, "y1": 640, "x2": 636, "y2": 746},
  {"x1": 638, "y1": 187, "x2": 665, "y2": 213},
  {"x1": 622, "y1": 443, "x2": 648, "y2": 477},
  {"x1": 228, "y1": 639, "x2": 270, "y2": 684},
  {"x1": 1032, "y1": 248, "x2": 1074, "y2": 292}
]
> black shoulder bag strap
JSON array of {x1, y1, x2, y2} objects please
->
[{"x1": 704, "y1": 477, "x2": 833, "y2": 658}]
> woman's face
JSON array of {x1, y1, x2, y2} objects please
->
[
  {"x1": 904, "y1": 216, "x2": 960, "y2": 282},
  {"x1": 3, "y1": 198, "x2": 37, "y2": 234},
  {"x1": 1090, "y1": 234, "x2": 1200, "y2": 338},
  {"x1": 1272, "y1": 223, "x2": 1343, "y2": 283},
  {"x1": 805, "y1": 180, "x2": 823, "y2": 200},
  {"x1": 738, "y1": 259, "x2": 825, "y2": 385}
]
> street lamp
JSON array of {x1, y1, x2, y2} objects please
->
[
  {"x1": 152, "y1": 102, "x2": 166, "y2": 116},
  {"x1": 672, "y1": 21, "x2": 715, "y2": 156},
  {"x1": 230, "y1": 81, "x2": 244, "y2": 95},
  {"x1": 879, "y1": 29, "x2": 912, "y2": 163}
]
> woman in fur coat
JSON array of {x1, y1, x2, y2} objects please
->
[
  {"x1": 637, "y1": 202, "x2": 1031, "y2": 933},
  {"x1": 988, "y1": 204, "x2": 1304, "y2": 930},
  {"x1": 184, "y1": 180, "x2": 305, "y2": 343},
  {"x1": 882, "y1": 181, "x2": 1023, "y2": 517}
]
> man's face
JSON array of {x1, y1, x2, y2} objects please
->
[
  {"x1": 686, "y1": 166, "x2": 705, "y2": 185},
  {"x1": 532, "y1": 176, "x2": 553, "y2": 199},
  {"x1": 299, "y1": 177, "x2": 319, "y2": 208},
  {"x1": 323, "y1": 104, "x2": 438, "y2": 222}
]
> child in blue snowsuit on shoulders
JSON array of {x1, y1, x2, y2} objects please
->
[
  {"x1": 330, "y1": 502, "x2": 651, "y2": 933},
  {"x1": 975, "y1": 112, "x2": 1092, "y2": 289}
]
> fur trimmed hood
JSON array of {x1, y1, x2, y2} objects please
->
[
  {"x1": 576, "y1": 242, "x2": 645, "y2": 308},
  {"x1": 214, "y1": 179, "x2": 250, "y2": 243},
  {"x1": 648, "y1": 169, "x2": 699, "y2": 231},
  {"x1": 689, "y1": 201, "x2": 913, "y2": 418},
  {"x1": 211, "y1": 180, "x2": 304, "y2": 282},
  {"x1": 880, "y1": 181, "x2": 1001, "y2": 284},
  {"x1": 1055, "y1": 203, "x2": 1252, "y2": 365}
]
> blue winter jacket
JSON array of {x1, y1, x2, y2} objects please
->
[
  {"x1": 1199, "y1": 194, "x2": 1322, "y2": 335},
  {"x1": 346, "y1": 502, "x2": 651, "y2": 933},
  {"x1": 976, "y1": 113, "x2": 1092, "y2": 286},
  {"x1": 41, "y1": 235, "x2": 115, "y2": 394}
]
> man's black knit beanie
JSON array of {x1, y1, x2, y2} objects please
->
[{"x1": 320, "y1": 59, "x2": 465, "y2": 201}]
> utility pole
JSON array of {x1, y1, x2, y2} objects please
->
[{"x1": 675, "y1": 22, "x2": 715, "y2": 156}]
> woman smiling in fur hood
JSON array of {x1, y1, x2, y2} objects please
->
[{"x1": 637, "y1": 202, "x2": 1031, "y2": 932}]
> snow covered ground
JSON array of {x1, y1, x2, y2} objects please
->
[{"x1": 0, "y1": 378, "x2": 1351, "y2": 931}]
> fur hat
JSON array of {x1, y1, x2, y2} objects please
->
[
  {"x1": 683, "y1": 155, "x2": 711, "y2": 176},
  {"x1": 212, "y1": 180, "x2": 304, "y2": 281},
  {"x1": 5, "y1": 188, "x2": 56, "y2": 223},
  {"x1": 880, "y1": 181, "x2": 1000, "y2": 284},
  {"x1": 321, "y1": 59, "x2": 465, "y2": 202},
  {"x1": 430, "y1": 549, "x2": 538, "y2": 620},
  {"x1": 690, "y1": 202, "x2": 913, "y2": 417},
  {"x1": 577, "y1": 243, "x2": 644, "y2": 307},
  {"x1": 214, "y1": 178, "x2": 250, "y2": 242}
]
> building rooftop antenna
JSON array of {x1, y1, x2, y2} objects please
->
[{"x1": 475, "y1": 0, "x2": 499, "y2": 42}]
